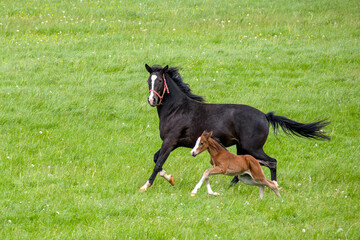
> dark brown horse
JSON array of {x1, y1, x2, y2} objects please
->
[
  {"x1": 190, "y1": 131, "x2": 280, "y2": 198},
  {"x1": 140, "y1": 64, "x2": 330, "y2": 192}
]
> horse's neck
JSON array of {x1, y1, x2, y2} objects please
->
[{"x1": 156, "y1": 77, "x2": 188, "y2": 117}]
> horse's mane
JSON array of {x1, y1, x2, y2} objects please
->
[{"x1": 151, "y1": 65, "x2": 205, "y2": 102}]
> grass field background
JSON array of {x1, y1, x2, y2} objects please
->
[{"x1": 1, "y1": 0, "x2": 359, "y2": 239}]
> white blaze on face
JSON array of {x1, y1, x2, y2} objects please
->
[
  {"x1": 148, "y1": 74, "x2": 157, "y2": 104},
  {"x1": 191, "y1": 137, "x2": 201, "y2": 156}
]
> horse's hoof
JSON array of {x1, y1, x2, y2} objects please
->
[
  {"x1": 169, "y1": 176, "x2": 175, "y2": 186},
  {"x1": 140, "y1": 182, "x2": 151, "y2": 192},
  {"x1": 211, "y1": 192, "x2": 220, "y2": 196},
  {"x1": 191, "y1": 193, "x2": 196, "y2": 197}
]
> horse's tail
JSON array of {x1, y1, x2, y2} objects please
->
[{"x1": 265, "y1": 112, "x2": 330, "y2": 140}]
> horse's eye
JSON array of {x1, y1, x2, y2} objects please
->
[{"x1": 200, "y1": 142, "x2": 204, "y2": 145}]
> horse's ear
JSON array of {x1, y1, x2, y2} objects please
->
[
  {"x1": 201, "y1": 130, "x2": 207, "y2": 136},
  {"x1": 162, "y1": 65, "x2": 169, "y2": 73},
  {"x1": 145, "y1": 64, "x2": 153, "y2": 73},
  {"x1": 208, "y1": 131, "x2": 213, "y2": 139}
]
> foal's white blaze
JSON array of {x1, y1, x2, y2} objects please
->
[
  {"x1": 191, "y1": 137, "x2": 201, "y2": 156},
  {"x1": 148, "y1": 74, "x2": 157, "y2": 104}
]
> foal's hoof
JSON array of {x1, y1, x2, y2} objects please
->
[
  {"x1": 211, "y1": 192, "x2": 220, "y2": 196},
  {"x1": 191, "y1": 193, "x2": 196, "y2": 197},
  {"x1": 169, "y1": 176, "x2": 175, "y2": 186},
  {"x1": 273, "y1": 181, "x2": 283, "y2": 190}
]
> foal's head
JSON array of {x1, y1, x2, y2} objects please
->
[
  {"x1": 145, "y1": 64, "x2": 169, "y2": 107},
  {"x1": 191, "y1": 131, "x2": 213, "y2": 157}
]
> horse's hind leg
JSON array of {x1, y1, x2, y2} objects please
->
[{"x1": 231, "y1": 176, "x2": 240, "y2": 185}]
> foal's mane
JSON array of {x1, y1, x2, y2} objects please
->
[
  {"x1": 208, "y1": 137, "x2": 229, "y2": 153},
  {"x1": 151, "y1": 65, "x2": 205, "y2": 102}
]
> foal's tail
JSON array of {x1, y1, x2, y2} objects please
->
[{"x1": 265, "y1": 112, "x2": 330, "y2": 140}]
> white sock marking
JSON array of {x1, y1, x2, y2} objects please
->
[
  {"x1": 159, "y1": 170, "x2": 172, "y2": 182},
  {"x1": 140, "y1": 181, "x2": 151, "y2": 192},
  {"x1": 192, "y1": 175, "x2": 206, "y2": 194}
]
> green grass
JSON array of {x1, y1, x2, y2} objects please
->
[{"x1": 1, "y1": 0, "x2": 359, "y2": 239}]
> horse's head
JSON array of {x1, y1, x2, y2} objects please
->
[
  {"x1": 145, "y1": 64, "x2": 169, "y2": 107},
  {"x1": 191, "y1": 131, "x2": 213, "y2": 157}
]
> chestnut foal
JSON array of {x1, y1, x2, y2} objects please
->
[{"x1": 190, "y1": 131, "x2": 280, "y2": 198}]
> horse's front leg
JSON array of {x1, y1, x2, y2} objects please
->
[
  {"x1": 140, "y1": 140, "x2": 176, "y2": 192},
  {"x1": 152, "y1": 149, "x2": 175, "y2": 186}
]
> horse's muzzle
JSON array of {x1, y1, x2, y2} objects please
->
[{"x1": 148, "y1": 97, "x2": 157, "y2": 107}]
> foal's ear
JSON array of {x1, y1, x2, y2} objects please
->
[
  {"x1": 203, "y1": 131, "x2": 212, "y2": 139},
  {"x1": 145, "y1": 64, "x2": 153, "y2": 73}
]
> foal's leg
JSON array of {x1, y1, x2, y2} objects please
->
[
  {"x1": 256, "y1": 179, "x2": 281, "y2": 197},
  {"x1": 230, "y1": 145, "x2": 248, "y2": 185},
  {"x1": 247, "y1": 156, "x2": 280, "y2": 198},
  {"x1": 191, "y1": 167, "x2": 224, "y2": 196},
  {"x1": 248, "y1": 149, "x2": 277, "y2": 182},
  {"x1": 259, "y1": 186, "x2": 265, "y2": 199},
  {"x1": 205, "y1": 177, "x2": 220, "y2": 196},
  {"x1": 265, "y1": 179, "x2": 281, "y2": 197},
  {"x1": 191, "y1": 175, "x2": 206, "y2": 196}
]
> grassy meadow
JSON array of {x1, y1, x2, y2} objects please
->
[{"x1": 1, "y1": 0, "x2": 359, "y2": 238}]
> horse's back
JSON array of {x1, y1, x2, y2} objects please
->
[
  {"x1": 199, "y1": 103, "x2": 269, "y2": 145},
  {"x1": 159, "y1": 101, "x2": 269, "y2": 149}
]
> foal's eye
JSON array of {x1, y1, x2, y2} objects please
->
[{"x1": 200, "y1": 142, "x2": 204, "y2": 145}]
